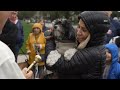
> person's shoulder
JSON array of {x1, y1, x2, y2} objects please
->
[
  {"x1": 112, "y1": 20, "x2": 120, "y2": 26},
  {"x1": 115, "y1": 62, "x2": 120, "y2": 75},
  {"x1": 29, "y1": 33, "x2": 33, "y2": 36},
  {"x1": 17, "y1": 19, "x2": 22, "y2": 24},
  {"x1": 0, "y1": 41, "x2": 9, "y2": 49},
  {"x1": 7, "y1": 19, "x2": 14, "y2": 25},
  {"x1": 28, "y1": 33, "x2": 34, "y2": 37},
  {"x1": 0, "y1": 41, "x2": 14, "y2": 54},
  {"x1": 0, "y1": 41, "x2": 15, "y2": 65},
  {"x1": 41, "y1": 32, "x2": 45, "y2": 36},
  {"x1": 6, "y1": 19, "x2": 17, "y2": 29}
]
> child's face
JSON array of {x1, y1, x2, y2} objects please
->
[
  {"x1": 105, "y1": 49, "x2": 112, "y2": 63},
  {"x1": 33, "y1": 27, "x2": 41, "y2": 35}
]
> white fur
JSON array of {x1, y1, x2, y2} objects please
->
[
  {"x1": 46, "y1": 50, "x2": 61, "y2": 66},
  {"x1": 64, "y1": 48, "x2": 77, "y2": 61},
  {"x1": 109, "y1": 36, "x2": 120, "y2": 44}
]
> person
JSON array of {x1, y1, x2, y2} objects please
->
[
  {"x1": 0, "y1": 11, "x2": 33, "y2": 79},
  {"x1": 43, "y1": 26, "x2": 56, "y2": 79},
  {"x1": 0, "y1": 17, "x2": 18, "y2": 60},
  {"x1": 44, "y1": 26, "x2": 56, "y2": 58},
  {"x1": 9, "y1": 11, "x2": 24, "y2": 62},
  {"x1": 105, "y1": 11, "x2": 120, "y2": 43},
  {"x1": 109, "y1": 36, "x2": 120, "y2": 62},
  {"x1": 39, "y1": 19, "x2": 55, "y2": 57},
  {"x1": 103, "y1": 43, "x2": 120, "y2": 79},
  {"x1": 26, "y1": 23, "x2": 46, "y2": 79},
  {"x1": 39, "y1": 19, "x2": 49, "y2": 33},
  {"x1": 45, "y1": 11, "x2": 110, "y2": 79}
]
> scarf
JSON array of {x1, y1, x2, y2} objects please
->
[{"x1": 77, "y1": 34, "x2": 91, "y2": 49}]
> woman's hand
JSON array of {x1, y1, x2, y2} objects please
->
[{"x1": 22, "y1": 67, "x2": 33, "y2": 79}]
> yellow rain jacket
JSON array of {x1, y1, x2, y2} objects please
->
[{"x1": 26, "y1": 23, "x2": 46, "y2": 66}]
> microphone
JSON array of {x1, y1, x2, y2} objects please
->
[{"x1": 27, "y1": 55, "x2": 41, "y2": 72}]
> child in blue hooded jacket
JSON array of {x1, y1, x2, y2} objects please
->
[{"x1": 103, "y1": 43, "x2": 120, "y2": 79}]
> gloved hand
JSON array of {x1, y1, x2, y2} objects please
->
[
  {"x1": 46, "y1": 50, "x2": 61, "y2": 67},
  {"x1": 64, "y1": 48, "x2": 77, "y2": 61}
]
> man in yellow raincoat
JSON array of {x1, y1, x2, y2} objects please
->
[{"x1": 26, "y1": 23, "x2": 46, "y2": 78}]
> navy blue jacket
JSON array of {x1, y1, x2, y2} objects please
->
[
  {"x1": 105, "y1": 18, "x2": 120, "y2": 43},
  {"x1": 0, "y1": 19, "x2": 18, "y2": 57},
  {"x1": 42, "y1": 25, "x2": 49, "y2": 33}
]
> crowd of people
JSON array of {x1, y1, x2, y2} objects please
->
[{"x1": 0, "y1": 11, "x2": 120, "y2": 79}]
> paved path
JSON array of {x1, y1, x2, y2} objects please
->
[{"x1": 17, "y1": 54, "x2": 28, "y2": 63}]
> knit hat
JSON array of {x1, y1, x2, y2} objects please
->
[{"x1": 32, "y1": 23, "x2": 42, "y2": 31}]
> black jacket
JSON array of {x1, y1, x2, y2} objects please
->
[
  {"x1": 0, "y1": 19, "x2": 18, "y2": 58},
  {"x1": 46, "y1": 46, "x2": 106, "y2": 79},
  {"x1": 45, "y1": 11, "x2": 110, "y2": 79}
]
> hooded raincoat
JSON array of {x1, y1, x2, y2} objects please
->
[
  {"x1": 26, "y1": 23, "x2": 46, "y2": 66},
  {"x1": 105, "y1": 43, "x2": 120, "y2": 79}
]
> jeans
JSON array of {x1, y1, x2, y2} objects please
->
[{"x1": 32, "y1": 65, "x2": 45, "y2": 79}]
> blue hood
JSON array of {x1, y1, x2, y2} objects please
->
[{"x1": 105, "y1": 43, "x2": 119, "y2": 64}]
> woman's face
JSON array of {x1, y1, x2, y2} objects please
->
[
  {"x1": 33, "y1": 27, "x2": 41, "y2": 35},
  {"x1": 105, "y1": 49, "x2": 112, "y2": 64},
  {"x1": 76, "y1": 19, "x2": 90, "y2": 43}
]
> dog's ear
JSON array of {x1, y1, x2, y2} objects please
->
[
  {"x1": 115, "y1": 37, "x2": 120, "y2": 47},
  {"x1": 54, "y1": 25, "x2": 57, "y2": 29}
]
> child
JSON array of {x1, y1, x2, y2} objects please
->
[
  {"x1": 26, "y1": 23, "x2": 46, "y2": 79},
  {"x1": 103, "y1": 43, "x2": 120, "y2": 79},
  {"x1": 109, "y1": 36, "x2": 120, "y2": 61}
]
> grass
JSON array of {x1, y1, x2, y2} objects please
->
[{"x1": 19, "y1": 21, "x2": 33, "y2": 54}]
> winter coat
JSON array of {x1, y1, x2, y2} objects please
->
[
  {"x1": 0, "y1": 19, "x2": 18, "y2": 58},
  {"x1": 105, "y1": 43, "x2": 120, "y2": 79},
  {"x1": 42, "y1": 26, "x2": 49, "y2": 33},
  {"x1": 46, "y1": 11, "x2": 110, "y2": 79},
  {"x1": 45, "y1": 40, "x2": 56, "y2": 58},
  {"x1": 26, "y1": 33, "x2": 46, "y2": 66},
  {"x1": 105, "y1": 18, "x2": 120, "y2": 43},
  {"x1": 45, "y1": 29, "x2": 56, "y2": 58}
]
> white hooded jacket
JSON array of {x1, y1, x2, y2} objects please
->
[{"x1": 0, "y1": 41, "x2": 25, "y2": 79}]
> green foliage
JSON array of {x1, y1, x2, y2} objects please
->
[
  {"x1": 18, "y1": 11, "x2": 37, "y2": 20},
  {"x1": 38, "y1": 11, "x2": 81, "y2": 20},
  {"x1": 112, "y1": 11, "x2": 120, "y2": 17},
  {"x1": 18, "y1": 11, "x2": 81, "y2": 22}
]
